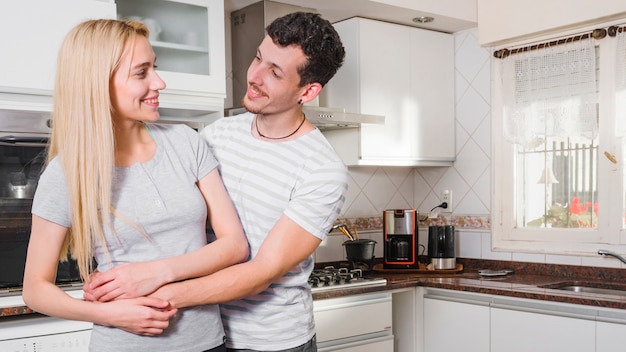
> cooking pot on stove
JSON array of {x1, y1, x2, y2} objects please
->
[
  {"x1": 343, "y1": 239, "x2": 376, "y2": 262},
  {"x1": 343, "y1": 239, "x2": 377, "y2": 271}
]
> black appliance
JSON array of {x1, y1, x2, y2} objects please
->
[
  {"x1": 383, "y1": 209, "x2": 419, "y2": 269},
  {"x1": 343, "y1": 238, "x2": 377, "y2": 271},
  {"x1": 0, "y1": 110, "x2": 81, "y2": 295},
  {"x1": 428, "y1": 225, "x2": 456, "y2": 269}
]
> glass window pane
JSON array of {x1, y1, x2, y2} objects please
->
[{"x1": 518, "y1": 136, "x2": 598, "y2": 229}]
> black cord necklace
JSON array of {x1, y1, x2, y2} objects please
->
[{"x1": 255, "y1": 114, "x2": 306, "y2": 140}]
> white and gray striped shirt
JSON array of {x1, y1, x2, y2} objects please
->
[{"x1": 201, "y1": 112, "x2": 348, "y2": 350}]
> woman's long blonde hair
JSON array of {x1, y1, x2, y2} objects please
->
[{"x1": 49, "y1": 19, "x2": 149, "y2": 281}]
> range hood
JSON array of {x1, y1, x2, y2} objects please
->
[
  {"x1": 225, "y1": 105, "x2": 383, "y2": 130},
  {"x1": 229, "y1": 0, "x2": 384, "y2": 129}
]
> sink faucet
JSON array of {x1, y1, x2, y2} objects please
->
[{"x1": 598, "y1": 249, "x2": 626, "y2": 265}]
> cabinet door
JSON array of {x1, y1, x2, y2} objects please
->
[
  {"x1": 115, "y1": 0, "x2": 225, "y2": 98},
  {"x1": 408, "y1": 29, "x2": 455, "y2": 162},
  {"x1": 322, "y1": 18, "x2": 455, "y2": 166},
  {"x1": 423, "y1": 297, "x2": 490, "y2": 352},
  {"x1": 597, "y1": 321, "x2": 626, "y2": 352},
  {"x1": 491, "y1": 307, "x2": 595, "y2": 352},
  {"x1": 357, "y1": 19, "x2": 412, "y2": 163},
  {"x1": 0, "y1": 0, "x2": 115, "y2": 92},
  {"x1": 314, "y1": 292, "x2": 392, "y2": 343}
]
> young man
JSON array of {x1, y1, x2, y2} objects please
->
[{"x1": 84, "y1": 12, "x2": 348, "y2": 351}]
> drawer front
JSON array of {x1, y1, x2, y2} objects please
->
[
  {"x1": 318, "y1": 335, "x2": 393, "y2": 352},
  {"x1": 313, "y1": 292, "x2": 392, "y2": 343}
]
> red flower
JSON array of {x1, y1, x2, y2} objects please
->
[{"x1": 569, "y1": 197, "x2": 588, "y2": 215}]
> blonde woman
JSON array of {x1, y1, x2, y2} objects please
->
[{"x1": 22, "y1": 19, "x2": 247, "y2": 352}]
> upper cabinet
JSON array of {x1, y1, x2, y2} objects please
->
[
  {"x1": 321, "y1": 18, "x2": 455, "y2": 167},
  {"x1": 0, "y1": 0, "x2": 225, "y2": 120},
  {"x1": 116, "y1": 0, "x2": 226, "y2": 118},
  {"x1": 0, "y1": 0, "x2": 115, "y2": 95},
  {"x1": 478, "y1": 0, "x2": 626, "y2": 46}
]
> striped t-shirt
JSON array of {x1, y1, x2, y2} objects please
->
[{"x1": 201, "y1": 112, "x2": 348, "y2": 350}]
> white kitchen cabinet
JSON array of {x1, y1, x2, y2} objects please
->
[
  {"x1": 0, "y1": 0, "x2": 116, "y2": 93},
  {"x1": 423, "y1": 288, "x2": 613, "y2": 352},
  {"x1": 491, "y1": 307, "x2": 595, "y2": 352},
  {"x1": 392, "y1": 288, "x2": 421, "y2": 352},
  {"x1": 116, "y1": 0, "x2": 226, "y2": 119},
  {"x1": 423, "y1": 293, "x2": 490, "y2": 352},
  {"x1": 597, "y1": 321, "x2": 626, "y2": 352},
  {"x1": 321, "y1": 18, "x2": 455, "y2": 167},
  {"x1": 314, "y1": 292, "x2": 393, "y2": 352}
]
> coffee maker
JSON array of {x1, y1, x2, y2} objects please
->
[{"x1": 383, "y1": 209, "x2": 419, "y2": 269}]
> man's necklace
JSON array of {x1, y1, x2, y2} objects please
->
[{"x1": 255, "y1": 114, "x2": 306, "y2": 140}]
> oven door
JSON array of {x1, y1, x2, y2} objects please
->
[{"x1": 0, "y1": 130, "x2": 81, "y2": 293}]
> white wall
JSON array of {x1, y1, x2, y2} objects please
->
[{"x1": 478, "y1": 0, "x2": 626, "y2": 46}]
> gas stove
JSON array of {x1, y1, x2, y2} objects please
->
[{"x1": 308, "y1": 266, "x2": 387, "y2": 293}]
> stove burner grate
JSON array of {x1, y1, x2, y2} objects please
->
[{"x1": 308, "y1": 266, "x2": 387, "y2": 293}]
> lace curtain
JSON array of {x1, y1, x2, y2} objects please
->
[
  {"x1": 616, "y1": 29, "x2": 626, "y2": 137},
  {"x1": 500, "y1": 38, "x2": 598, "y2": 147}
]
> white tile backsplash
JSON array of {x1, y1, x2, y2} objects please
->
[{"x1": 457, "y1": 230, "x2": 482, "y2": 258}]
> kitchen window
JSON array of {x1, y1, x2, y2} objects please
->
[{"x1": 493, "y1": 21, "x2": 626, "y2": 254}]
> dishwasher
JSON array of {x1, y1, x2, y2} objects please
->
[{"x1": 313, "y1": 291, "x2": 394, "y2": 352}]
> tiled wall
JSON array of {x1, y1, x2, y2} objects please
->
[{"x1": 315, "y1": 28, "x2": 622, "y2": 269}]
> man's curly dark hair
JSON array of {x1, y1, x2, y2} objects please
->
[{"x1": 266, "y1": 12, "x2": 345, "y2": 87}]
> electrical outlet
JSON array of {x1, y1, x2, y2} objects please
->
[{"x1": 441, "y1": 189, "x2": 452, "y2": 213}]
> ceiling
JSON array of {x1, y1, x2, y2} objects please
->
[{"x1": 224, "y1": 0, "x2": 477, "y2": 33}]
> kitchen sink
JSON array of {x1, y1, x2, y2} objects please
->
[{"x1": 539, "y1": 281, "x2": 626, "y2": 297}]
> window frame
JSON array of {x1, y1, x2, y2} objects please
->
[{"x1": 492, "y1": 20, "x2": 626, "y2": 255}]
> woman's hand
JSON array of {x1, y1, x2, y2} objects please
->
[{"x1": 98, "y1": 297, "x2": 177, "y2": 336}]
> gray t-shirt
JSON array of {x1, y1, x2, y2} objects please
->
[{"x1": 32, "y1": 123, "x2": 222, "y2": 352}]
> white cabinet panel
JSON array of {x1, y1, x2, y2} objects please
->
[
  {"x1": 319, "y1": 336, "x2": 393, "y2": 352},
  {"x1": 0, "y1": 0, "x2": 116, "y2": 92},
  {"x1": 597, "y1": 321, "x2": 626, "y2": 352},
  {"x1": 116, "y1": 0, "x2": 226, "y2": 114},
  {"x1": 423, "y1": 297, "x2": 490, "y2": 352},
  {"x1": 322, "y1": 18, "x2": 455, "y2": 167},
  {"x1": 491, "y1": 307, "x2": 595, "y2": 352},
  {"x1": 357, "y1": 19, "x2": 412, "y2": 162},
  {"x1": 314, "y1": 292, "x2": 392, "y2": 343},
  {"x1": 314, "y1": 292, "x2": 393, "y2": 352}
]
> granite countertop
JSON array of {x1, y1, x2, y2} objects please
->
[
  {"x1": 312, "y1": 258, "x2": 626, "y2": 311},
  {"x1": 4, "y1": 258, "x2": 626, "y2": 318}
]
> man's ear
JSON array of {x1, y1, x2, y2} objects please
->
[{"x1": 299, "y1": 83, "x2": 323, "y2": 104}]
